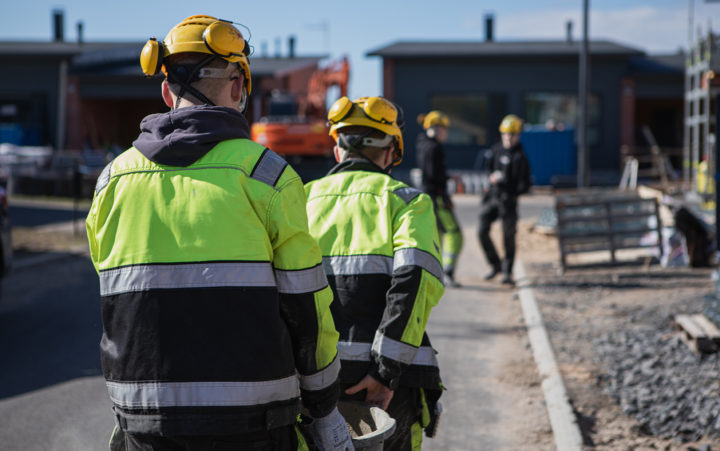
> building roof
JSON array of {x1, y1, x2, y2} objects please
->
[
  {"x1": 248, "y1": 56, "x2": 327, "y2": 77},
  {"x1": 0, "y1": 40, "x2": 326, "y2": 78},
  {"x1": 0, "y1": 41, "x2": 139, "y2": 58},
  {"x1": 367, "y1": 40, "x2": 645, "y2": 58},
  {"x1": 628, "y1": 54, "x2": 685, "y2": 75}
]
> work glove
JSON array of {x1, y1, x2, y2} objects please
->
[{"x1": 308, "y1": 407, "x2": 355, "y2": 451}]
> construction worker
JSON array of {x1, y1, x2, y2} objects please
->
[
  {"x1": 305, "y1": 96, "x2": 446, "y2": 451},
  {"x1": 479, "y1": 114, "x2": 532, "y2": 285},
  {"x1": 416, "y1": 111, "x2": 463, "y2": 287},
  {"x1": 86, "y1": 15, "x2": 352, "y2": 451}
]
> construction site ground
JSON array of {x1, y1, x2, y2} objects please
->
[
  {"x1": 5, "y1": 192, "x2": 720, "y2": 450},
  {"x1": 515, "y1": 191, "x2": 719, "y2": 450}
]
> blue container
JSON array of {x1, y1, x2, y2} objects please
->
[
  {"x1": 521, "y1": 129, "x2": 576, "y2": 186},
  {"x1": 0, "y1": 124, "x2": 23, "y2": 145}
]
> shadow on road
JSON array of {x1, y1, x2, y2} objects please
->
[
  {"x1": 10, "y1": 205, "x2": 89, "y2": 228},
  {"x1": 0, "y1": 254, "x2": 102, "y2": 399}
]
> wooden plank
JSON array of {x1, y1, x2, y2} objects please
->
[{"x1": 675, "y1": 314, "x2": 720, "y2": 354}]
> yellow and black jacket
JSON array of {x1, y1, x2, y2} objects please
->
[
  {"x1": 305, "y1": 159, "x2": 445, "y2": 391},
  {"x1": 86, "y1": 106, "x2": 339, "y2": 436}
]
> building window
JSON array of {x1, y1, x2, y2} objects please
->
[
  {"x1": 431, "y1": 94, "x2": 489, "y2": 146},
  {"x1": 524, "y1": 92, "x2": 601, "y2": 145}
]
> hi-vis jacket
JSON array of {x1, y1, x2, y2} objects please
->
[
  {"x1": 86, "y1": 106, "x2": 340, "y2": 436},
  {"x1": 305, "y1": 159, "x2": 445, "y2": 391}
]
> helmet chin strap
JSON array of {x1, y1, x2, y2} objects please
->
[
  {"x1": 167, "y1": 55, "x2": 217, "y2": 109},
  {"x1": 338, "y1": 133, "x2": 396, "y2": 174}
]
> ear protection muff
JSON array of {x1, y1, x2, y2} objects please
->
[
  {"x1": 203, "y1": 20, "x2": 250, "y2": 60},
  {"x1": 140, "y1": 38, "x2": 164, "y2": 77}
]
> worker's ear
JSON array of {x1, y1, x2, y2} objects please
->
[
  {"x1": 383, "y1": 145, "x2": 395, "y2": 168},
  {"x1": 161, "y1": 80, "x2": 174, "y2": 109},
  {"x1": 230, "y1": 75, "x2": 244, "y2": 103},
  {"x1": 333, "y1": 145, "x2": 342, "y2": 163}
]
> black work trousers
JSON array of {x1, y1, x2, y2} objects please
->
[
  {"x1": 478, "y1": 198, "x2": 518, "y2": 276},
  {"x1": 121, "y1": 425, "x2": 298, "y2": 451}
]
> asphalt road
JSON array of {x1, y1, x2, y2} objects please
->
[
  {"x1": 424, "y1": 194, "x2": 554, "y2": 450},
  {"x1": 0, "y1": 193, "x2": 554, "y2": 450},
  {"x1": 0, "y1": 254, "x2": 112, "y2": 451}
]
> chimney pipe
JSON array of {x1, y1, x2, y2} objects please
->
[
  {"x1": 566, "y1": 20, "x2": 573, "y2": 43},
  {"x1": 261, "y1": 41, "x2": 268, "y2": 58},
  {"x1": 274, "y1": 37, "x2": 281, "y2": 58},
  {"x1": 53, "y1": 9, "x2": 64, "y2": 42},
  {"x1": 484, "y1": 14, "x2": 494, "y2": 42},
  {"x1": 77, "y1": 21, "x2": 84, "y2": 44},
  {"x1": 288, "y1": 35, "x2": 296, "y2": 58}
]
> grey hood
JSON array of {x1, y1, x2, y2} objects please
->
[{"x1": 132, "y1": 105, "x2": 251, "y2": 167}]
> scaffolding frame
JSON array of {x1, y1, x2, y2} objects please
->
[{"x1": 685, "y1": 26, "x2": 719, "y2": 195}]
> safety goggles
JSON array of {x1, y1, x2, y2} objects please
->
[{"x1": 328, "y1": 96, "x2": 399, "y2": 126}]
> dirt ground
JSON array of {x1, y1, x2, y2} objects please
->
[{"x1": 516, "y1": 216, "x2": 719, "y2": 451}]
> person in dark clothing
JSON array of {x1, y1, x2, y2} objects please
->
[
  {"x1": 479, "y1": 114, "x2": 532, "y2": 285},
  {"x1": 416, "y1": 111, "x2": 463, "y2": 287}
]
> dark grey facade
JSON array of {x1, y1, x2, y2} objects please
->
[{"x1": 368, "y1": 40, "x2": 684, "y2": 180}]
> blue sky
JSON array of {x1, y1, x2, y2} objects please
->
[{"x1": 1, "y1": 1, "x2": 718, "y2": 98}]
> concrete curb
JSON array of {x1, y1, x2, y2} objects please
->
[{"x1": 515, "y1": 260, "x2": 584, "y2": 451}]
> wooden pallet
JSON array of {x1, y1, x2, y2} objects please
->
[{"x1": 674, "y1": 314, "x2": 720, "y2": 354}]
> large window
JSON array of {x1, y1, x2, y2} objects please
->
[
  {"x1": 431, "y1": 94, "x2": 489, "y2": 146},
  {"x1": 524, "y1": 92, "x2": 601, "y2": 145}
]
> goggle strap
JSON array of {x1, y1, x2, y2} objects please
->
[
  {"x1": 198, "y1": 62, "x2": 237, "y2": 79},
  {"x1": 360, "y1": 135, "x2": 394, "y2": 148}
]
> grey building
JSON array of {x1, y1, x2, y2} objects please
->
[{"x1": 367, "y1": 39, "x2": 684, "y2": 183}]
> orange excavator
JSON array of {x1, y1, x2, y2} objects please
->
[{"x1": 251, "y1": 57, "x2": 350, "y2": 158}]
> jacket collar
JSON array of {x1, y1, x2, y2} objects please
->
[
  {"x1": 327, "y1": 157, "x2": 387, "y2": 176},
  {"x1": 132, "y1": 105, "x2": 251, "y2": 167}
]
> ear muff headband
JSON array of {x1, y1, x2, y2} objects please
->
[
  {"x1": 140, "y1": 38, "x2": 164, "y2": 77},
  {"x1": 203, "y1": 21, "x2": 249, "y2": 60}
]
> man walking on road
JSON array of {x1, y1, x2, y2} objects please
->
[
  {"x1": 305, "y1": 96, "x2": 446, "y2": 451},
  {"x1": 86, "y1": 15, "x2": 352, "y2": 451},
  {"x1": 416, "y1": 111, "x2": 463, "y2": 287},
  {"x1": 478, "y1": 114, "x2": 532, "y2": 285}
]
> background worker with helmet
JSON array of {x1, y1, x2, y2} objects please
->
[
  {"x1": 415, "y1": 111, "x2": 463, "y2": 287},
  {"x1": 478, "y1": 114, "x2": 532, "y2": 285},
  {"x1": 305, "y1": 96, "x2": 446, "y2": 451},
  {"x1": 86, "y1": 15, "x2": 352, "y2": 451}
]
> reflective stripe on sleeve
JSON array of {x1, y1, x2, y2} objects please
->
[
  {"x1": 250, "y1": 149, "x2": 287, "y2": 187},
  {"x1": 298, "y1": 356, "x2": 340, "y2": 391},
  {"x1": 99, "y1": 262, "x2": 276, "y2": 296},
  {"x1": 337, "y1": 341, "x2": 439, "y2": 367},
  {"x1": 371, "y1": 331, "x2": 418, "y2": 365},
  {"x1": 322, "y1": 255, "x2": 393, "y2": 276},
  {"x1": 274, "y1": 265, "x2": 327, "y2": 294},
  {"x1": 393, "y1": 186, "x2": 422, "y2": 204},
  {"x1": 106, "y1": 376, "x2": 300, "y2": 409},
  {"x1": 95, "y1": 160, "x2": 113, "y2": 193},
  {"x1": 393, "y1": 248, "x2": 444, "y2": 282}
]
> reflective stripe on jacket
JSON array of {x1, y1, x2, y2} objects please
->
[
  {"x1": 87, "y1": 138, "x2": 339, "y2": 435},
  {"x1": 305, "y1": 159, "x2": 445, "y2": 390}
]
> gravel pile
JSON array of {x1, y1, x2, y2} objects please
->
[{"x1": 595, "y1": 328, "x2": 720, "y2": 442}]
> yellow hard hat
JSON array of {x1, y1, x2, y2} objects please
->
[
  {"x1": 420, "y1": 111, "x2": 450, "y2": 130},
  {"x1": 140, "y1": 15, "x2": 252, "y2": 94},
  {"x1": 499, "y1": 114, "x2": 523, "y2": 134},
  {"x1": 327, "y1": 96, "x2": 405, "y2": 165}
]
